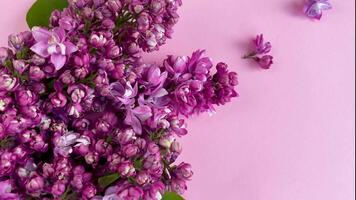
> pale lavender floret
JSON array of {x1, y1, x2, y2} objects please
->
[
  {"x1": 30, "y1": 27, "x2": 78, "y2": 70},
  {"x1": 304, "y1": 0, "x2": 332, "y2": 20}
]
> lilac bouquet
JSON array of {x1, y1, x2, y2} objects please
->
[{"x1": 0, "y1": 0, "x2": 238, "y2": 199}]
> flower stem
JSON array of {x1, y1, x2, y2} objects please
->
[{"x1": 242, "y1": 52, "x2": 257, "y2": 59}]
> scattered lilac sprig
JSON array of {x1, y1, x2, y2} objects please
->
[
  {"x1": 243, "y1": 34, "x2": 273, "y2": 69},
  {"x1": 304, "y1": 0, "x2": 332, "y2": 20},
  {"x1": 0, "y1": 0, "x2": 238, "y2": 199}
]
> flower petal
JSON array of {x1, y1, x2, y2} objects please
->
[
  {"x1": 124, "y1": 110, "x2": 142, "y2": 134},
  {"x1": 53, "y1": 27, "x2": 66, "y2": 42},
  {"x1": 31, "y1": 27, "x2": 51, "y2": 42},
  {"x1": 64, "y1": 41, "x2": 78, "y2": 55},
  {"x1": 51, "y1": 54, "x2": 67, "y2": 70},
  {"x1": 30, "y1": 42, "x2": 50, "y2": 57}
]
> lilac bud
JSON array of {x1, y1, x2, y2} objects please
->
[
  {"x1": 175, "y1": 162, "x2": 193, "y2": 181},
  {"x1": 95, "y1": 139, "x2": 112, "y2": 155},
  {"x1": 82, "y1": 183, "x2": 97, "y2": 199},
  {"x1": 170, "y1": 178, "x2": 187, "y2": 195},
  {"x1": 116, "y1": 129, "x2": 136, "y2": 145},
  {"x1": 0, "y1": 71, "x2": 18, "y2": 92},
  {"x1": 15, "y1": 88, "x2": 37, "y2": 106},
  {"x1": 143, "y1": 181, "x2": 165, "y2": 200},
  {"x1": 51, "y1": 181, "x2": 66, "y2": 197},
  {"x1": 59, "y1": 16, "x2": 77, "y2": 31},
  {"x1": 30, "y1": 54, "x2": 46, "y2": 65},
  {"x1": 0, "y1": 152, "x2": 16, "y2": 176},
  {"x1": 137, "y1": 13, "x2": 151, "y2": 32},
  {"x1": 90, "y1": 34, "x2": 107, "y2": 48},
  {"x1": 107, "y1": 0, "x2": 122, "y2": 12},
  {"x1": 107, "y1": 45, "x2": 121, "y2": 58},
  {"x1": 69, "y1": 87, "x2": 86, "y2": 104},
  {"x1": 74, "y1": 53, "x2": 90, "y2": 67},
  {"x1": 159, "y1": 135, "x2": 175, "y2": 149},
  {"x1": 20, "y1": 105, "x2": 41, "y2": 120},
  {"x1": 0, "y1": 96, "x2": 12, "y2": 112},
  {"x1": 26, "y1": 176, "x2": 44, "y2": 194},
  {"x1": 94, "y1": 69, "x2": 109, "y2": 87},
  {"x1": 60, "y1": 70, "x2": 75, "y2": 85},
  {"x1": 74, "y1": 67, "x2": 89, "y2": 79},
  {"x1": 30, "y1": 134, "x2": 48, "y2": 152},
  {"x1": 20, "y1": 129, "x2": 36, "y2": 143},
  {"x1": 134, "y1": 138, "x2": 147, "y2": 150},
  {"x1": 103, "y1": 19, "x2": 116, "y2": 30},
  {"x1": 8, "y1": 33, "x2": 25, "y2": 50},
  {"x1": 0, "y1": 180, "x2": 19, "y2": 199},
  {"x1": 107, "y1": 153, "x2": 124, "y2": 172},
  {"x1": 5, "y1": 116, "x2": 32, "y2": 134},
  {"x1": 110, "y1": 63, "x2": 125, "y2": 80},
  {"x1": 0, "y1": 47, "x2": 13, "y2": 63},
  {"x1": 98, "y1": 58, "x2": 115, "y2": 71},
  {"x1": 49, "y1": 10, "x2": 61, "y2": 26},
  {"x1": 170, "y1": 140, "x2": 182, "y2": 153},
  {"x1": 12, "y1": 60, "x2": 28, "y2": 74},
  {"x1": 0, "y1": 124, "x2": 4, "y2": 139},
  {"x1": 42, "y1": 163, "x2": 55, "y2": 178},
  {"x1": 13, "y1": 146, "x2": 28, "y2": 161},
  {"x1": 85, "y1": 152, "x2": 99, "y2": 165},
  {"x1": 122, "y1": 144, "x2": 139, "y2": 158},
  {"x1": 43, "y1": 65, "x2": 56, "y2": 75},
  {"x1": 135, "y1": 171, "x2": 150, "y2": 185},
  {"x1": 29, "y1": 66, "x2": 45, "y2": 81},
  {"x1": 50, "y1": 92, "x2": 67, "y2": 108},
  {"x1": 147, "y1": 142, "x2": 160, "y2": 154},
  {"x1": 73, "y1": 118, "x2": 90, "y2": 131},
  {"x1": 83, "y1": 7, "x2": 94, "y2": 19},
  {"x1": 255, "y1": 55, "x2": 273, "y2": 69},
  {"x1": 118, "y1": 161, "x2": 136, "y2": 177}
]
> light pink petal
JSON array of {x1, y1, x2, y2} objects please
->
[
  {"x1": 53, "y1": 27, "x2": 66, "y2": 41},
  {"x1": 319, "y1": 2, "x2": 332, "y2": 10},
  {"x1": 124, "y1": 110, "x2": 142, "y2": 134},
  {"x1": 51, "y1": 54, "x2": 67, "y2": 70},
  {"x1": 31, "y1": 27, "x2": 51, "y2": 42},
  {"x1": 30, "y1": 42, "x2": 49, "y2": 57},
  {"x1": 64, "y1": 41, "x2": 78, "y2": 55},
  {"x1": 133, "y1": 105, "x2": 152, "y2": 121}
]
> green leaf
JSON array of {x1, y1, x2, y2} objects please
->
[
  {"x1": 133, "y1": 158, "x2": 143, "y2": 170},
  {"x1": 26, "y1": 0, "x2": 69, "y2": 28},
  {"x1": 98, "y1": 173, "x2": 120, "y2": 189},
  {"x1": 162, "y1": 192, "x2": 185, "y2": 200}
]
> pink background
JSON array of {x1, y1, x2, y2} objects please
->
[{"x1": 0, "y1": 0, "x2": 354, "y2": 199}]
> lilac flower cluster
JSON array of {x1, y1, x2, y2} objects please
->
[
  {"x1": 243, "y1": 34, "x2": 273, "y2": 70},
  {"x1": 0, "y1": 0, "x2": 238, "y2": 199}
]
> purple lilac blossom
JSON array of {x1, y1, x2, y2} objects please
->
[
  {"x1": 304, "y1": 0, "x2": 332, "y2": 20},
  {"x1": 0, "y1": 0, "x2": 238, "y2": 199},
  {"x1": 244, "y1": 34, "x2": 274, "y2": 69}
]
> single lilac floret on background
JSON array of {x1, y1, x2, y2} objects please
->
[
  {"x1": 304, "y1": 0, "x2": 332, "y2": 20},
  {"x1": 243, "y1": 34, "x2": 274, "y2": 69}
]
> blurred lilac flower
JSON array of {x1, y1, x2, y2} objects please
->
[
  {"x1": 254, "y1": 34, "x2": 272, "y2": 55},
  {"x1": 304, "y1": 0, "x2": 332, "y2": 20},
  {"x1": 30, "y1": 27, "x2": 78, "y2": 70},
  {"x1": 243, "y1": 34, "x2": 273, "y2": 69},
  {"x1": 255, "y1": 55, "x2": 274, "y2": 69},
  {"x1": 0, "y1": 180, "x2": 19, "y2": 200}
]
